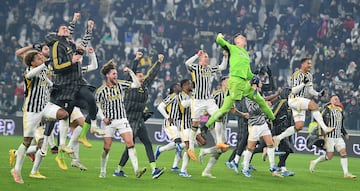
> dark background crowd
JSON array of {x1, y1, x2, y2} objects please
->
[{"x1": 0, "y1": 0, "x2": 359, "y2": 130}]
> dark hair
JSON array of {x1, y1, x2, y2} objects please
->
[
  {"x1": 169, "y1": 83, "x2": 180, "y2": 94},
  {"x1": 300, "y1": 57, "x2": 311, "y2": 64},
  {"x1": 233, "y1": 33, "x2": 242, "y2": 43},
  {"x1": 100, "y1": 59, "x2": 116, "y2": 76},
  {"x1": 23, "y1": 50, "x2": 40, "y2": 66},
  {"x1": 180, "y1": 79, "x2": 191, "y2": 88}
]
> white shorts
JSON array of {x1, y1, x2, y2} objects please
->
[
  {"x1": 70, "y1": 107, "x2": 84, "y2": 123},
  {"x1": 104, "y1": 118, "x2": 132, "y2": 138},
  {"x1": 180, "y1": 128, "x2": 191, "y2": 142},
  {"x1": 288, "y1": 97, "x2": 311, "y2": 122},
  {"x1": 23, "y1": 111, "x2": 43, "y2": 137},
  {"x1": 42, "y1": 102, "x2": 62, "y2": 120},
  {"x1": 248, "y1": 123, "x2": 271, "y2": 142},
  {"x1": 325, "y1": 137, "x2": 346, "y2": 153},
  {"x1": 191, "y1": 99, "x2": 219, "y2": 121},
  {"x1": 163, "y1": 120, "x2": 181, "y2": 141}
]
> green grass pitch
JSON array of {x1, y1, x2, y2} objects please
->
[{"x1": 1, "y1": 136, "x2": 358, "y2": 191}]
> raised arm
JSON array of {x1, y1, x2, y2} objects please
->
[
  {"x1": 16, "y1": 45, "x2": 33, "y2": 59},
  {"x1": 143, "y1": 54, "x2": 163, "y2": 87},
  {"x1": 217, "y1": 50, "x2": 229, "y2": 71},
  {"x1": 68, "y1": 12, "x2": 81, "y2": 36},
  {"x1": 123, "y1": 67, "x2": 141, "y2": 88},
  {"x1": 82, "y1": 47, "x2": 98, "y2": 72},
  {"x1": 185, "y1": 54, "x2": 198, "y2": 68}
]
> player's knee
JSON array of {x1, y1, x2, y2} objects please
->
[
  {"x1": 37, "y1": 138, "x2": 44, "y2": 148},
  {"x1": 57, "y1": 109, "x2": 69, "y2": 120},
  {"x1": 23, "y1": 140, "x2": 31, "y2": 147}
]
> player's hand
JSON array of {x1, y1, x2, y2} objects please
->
[
  {"x1": 72, "y1": 54, "x2": 82, "y2": 63},
  {"x1": 33, "y1": 43, "x2": 44, "y2": 51},
  {"x1": 167, "y1": 118, "x2": 173, "y2": 124},
  {"x1": 217, "y1": 33, "x2": 224, "y2": 39},
  {"x1": 197, "y1": 50, "x2": 205, "y2": 57},
  {"x1": 158, "y1": 54, "x2": 164, "y2": 63},
  {"x1": 87, "y1": 20, "x2": 94, "y2": 31},
  {"x1": 87, "y1": 47, "x2": 94, "y2": 53},
  {"x1": 103, "y1": 118, "x2": 111, "y2": 125},
  {"x1": 318, "y1": 89, "x2": 325, "y2": 97},
  {"x1": 345, "y1": 134, "x2": 349, "y2": 140},
  {"x1": 73, "y1": 13, "x2": 80, "y2": 22},
  {"x1": 223, "y1": 50, "x2": 229, "y2": 58},
  {"x1": 303, "y1": 76, "x2": 309, "y2": 84},
  {"x1": 123, "y1": 67, "x2": 130, "y2": 73}
]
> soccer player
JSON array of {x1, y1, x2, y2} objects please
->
[
  {"x1": 116, "y1": 52, "x2": 164, "y2": 179},
  {"x1": 199, "y1": 76, "x2": 229, "y2": 178},
  {"x1": 177, "y1": 79, "x2": 194, "y2": 177},
  {"x1": 155, "y1": 83, "x2": 183, "y2": 161},
  {"x1": 273, "y1": 58, "x2": 334, "y2": 149},
  {"x1": 240, "y1": 76, "x2": 282, "y2": 178},
  {"x1": 96, "y1": 60, "x2": 146, "y2": 178},
  {"x1": 10, "y1": 50, "x2": 68, "y2": 184},
  {"x1": 205, "y1": 33, "x2": 275, "y2": 130},
  {"x1": 185, "y1": 50, "x2": 228, "y2": 161},
  {"x1": 309, "y1": 95, "x2": 356, "y2": 179},
  {"x1": 44, "y1": 14, "x2": 98, "y2": 152}
]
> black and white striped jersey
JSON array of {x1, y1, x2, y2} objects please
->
[
  {"x1": 290, "y1": 70, "x2": 314, "y2": 98},
  {"x1": 188, "y1": 64, "x2": 218, "y2": 99},
  {"x1": 162, "y1": 93, "x2": 181, "y2": 124},
  {"x1": 322, "y1": 104, "x2": 346, "y2": 139},
  {"x1": 23, "y1": 66, "x2": 50, "y2": 113},
  {"x1": 178, "y1": 91, "x2": 192, "y2": 130},
  {"x1": 96, "y1": 80, "x2": 131, "y2": 120},
  {"x1": 213, "y1": 89, "x2": 227, "y2": 123},
  {"x1": 245, "y1": 98, "x2": 267, "y2": 126}
]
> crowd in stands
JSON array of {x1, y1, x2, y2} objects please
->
[{"x1": 0, "y1": 0, "x2": 359, "y2": 130}]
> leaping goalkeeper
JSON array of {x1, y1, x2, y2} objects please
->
[{"x1": 205, "y1": 33, "x2": 275, "y2": 128}]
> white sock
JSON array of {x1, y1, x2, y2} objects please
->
[
  {"x1": 180, "y1": 151, "x2": 189, "y2": 173},
  {"x1": 201, "y1": 146, "x2": 218, "y2": 155},
  {"x1": 234, "y1": 154, "x2": 241, "y2": 164},
  {"x1": 128, "y1": 147, "x2": 139, "y2": 174},
  {"x1": 340, "y1": 157, "x2": 349, "y2": 175},
  {"x1": 312, "y1": 111, "x2": 328, "y2": 131},
  {"x1": 31, "y1": 149, "x2": 44, "y2": 174},
  {"x1": 277, "y1": 126, "x2": 295, "y2": 141},
  {"x1": 214, "y1": 122, "x2": 224, "y2": 144},
  {"x1": 281, "y1": 166, "x2": 287, "y2": 172},
  {"x1": 91, "y1": 120, "x2": 97, "y2": 128},
  {"x1": 68, "y1": 126, "x2": 82, "y2": 148},
  {"x1": 41, "y1": 136, "x2": 49, "y2": 155},
  {"x1": 203, "y1": 156, "x2": 217, "y2": 174},
  {"x1": 172, "y1": 151, "x2": 181, "y2": 168},
  {"x1": 242, "y1": 149, "x2": 253, "y2": 171},
  {"x1": 14, "y1": 144, "x2": 27, "y2": 171},
  {"x1": 59, "y1": 119, "x2": 69, "y2": 146},
  {"x1": 267, "y1": 147, "x2": 275, "y2": 167},
  {"x1": 70, "y1": 141, "x2": 80, "y2": 161},
  {"x1": 160, "y1": 142, "x2": 176, "y2": 152},
  {"x1": 100, "y1": 150, "x2": 109, "y2": 173},
  {"x1": 48, "y1": 129, "x2": 56, "y2": 148},
  {"x1": 26, "y1": 145, "x2": 37, "y2": 154},
  {"x1": 189, "y1": 129, "x2": 197, "y2": 150},
  {"x1": 313, "y1": 155, "x2": 327, "y2": 165}
]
